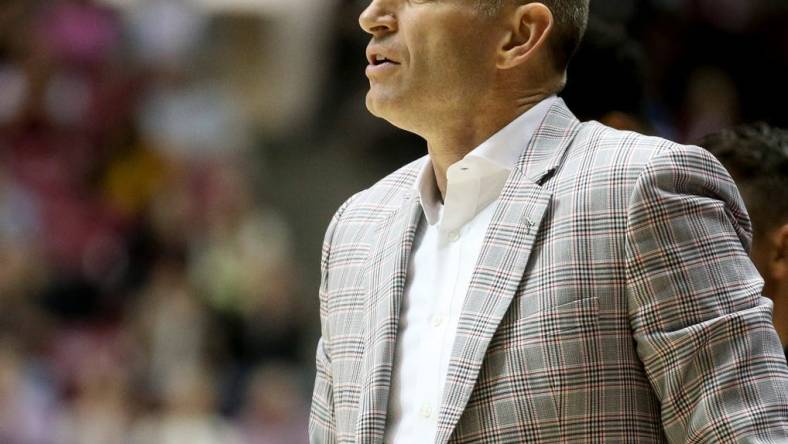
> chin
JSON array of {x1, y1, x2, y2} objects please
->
[
  {"x1": 365, "y1": 92, "x2": 384, "y2": 118},
  {"x1": 366, "y1": 91, "x2": 396, "y2": 121},
  {"x1": 366, "y1": 90, "x2": 416, "y2": 132}
]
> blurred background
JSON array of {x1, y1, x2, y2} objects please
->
[{"x1": 0, "y1": 0, "x2": 786, "y2": 442}]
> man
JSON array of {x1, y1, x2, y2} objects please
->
[
  {"x1": 701, "y1": 124, "x2": 788, "y2": 358},
  {"x1": 310, "y1": 0, "x2": 788, "y2": 442}
]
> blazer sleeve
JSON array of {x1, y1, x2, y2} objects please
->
[
  {"x1": 309, "y1": 196, "x2": 356, "y2": 444},
  {"x1": 625, "y1": 144, "x2": 788, "y2": 443}
]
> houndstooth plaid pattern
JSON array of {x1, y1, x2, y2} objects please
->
[{"x1": 309, "y1": 99, "x2": 788, "y2": 443}]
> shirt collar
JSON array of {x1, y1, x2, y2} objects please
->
[{"x1": 414, "y1": 96, "x2": 557, "y2": 229}]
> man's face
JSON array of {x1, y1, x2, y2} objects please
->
[{"x1": 359, "y1": 0, "x2": 503, "y2": 133}]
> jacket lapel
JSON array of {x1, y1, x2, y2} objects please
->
[
  {"x1": 435, "y1": 100, "x2": 581, "y2": 443},
  {"x1": 355, "y1": 189, "x2": 423, "y2": 443}
]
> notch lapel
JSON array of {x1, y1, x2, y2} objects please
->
[
  {"x1": 435, "y1": 99, "x2": 581, "y2": 443},
  {"x1": 355, "y1": 190, "x2": 423, "y2": 443}
]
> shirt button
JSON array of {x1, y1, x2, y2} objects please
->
[
  {"x1": 448, "y1": 230, "x2": 460, "y2": 242},
  {"x1": 419, "y1": 403, "x2": 432, "y2": 418},
  {"x1": 431, "y1": 315, "x2": 444, "y2": 327}
]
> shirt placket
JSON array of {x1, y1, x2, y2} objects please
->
[{"x1": 433, "y1": 166, "x2": 482, "y2": 417}]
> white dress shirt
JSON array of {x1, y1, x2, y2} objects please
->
[{"x1": 384, "y1": 97, "x2": 558, "y2": 443}]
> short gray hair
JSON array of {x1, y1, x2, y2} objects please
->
[{"x1": 479, "y1": 0, "x2": 590, "y2": 72}]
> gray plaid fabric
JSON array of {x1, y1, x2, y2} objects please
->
[{"x1": 309, "y1": 99, "x2": 788, "y2": 443}]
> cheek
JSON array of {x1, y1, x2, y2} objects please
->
[
  {"x1": 418, "y1": 30, "x2": 495, "y2": 84},
  {"x1": 407, "y1": 38, "x2": 480, "y2": 95}
]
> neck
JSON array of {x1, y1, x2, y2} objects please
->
[{"x1": 425, "y1": 92, "x2": 550, "y2": 200}]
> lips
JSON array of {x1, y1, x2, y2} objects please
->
[
  {"x1": 366, "y1": 46, "x2": 401, "y2": 67},
  {"x1": 365, "y1": 47, "x2": 401, "y2": 79},
  {"x1": 371, "y1": 55, "x2": 399, "y2": 66}
]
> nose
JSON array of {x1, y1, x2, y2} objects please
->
[{"x1": 359, "y1": 0, "x2": 397, "y2": 36}]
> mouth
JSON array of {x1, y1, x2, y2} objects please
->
[
  {"x1": 366, "y1": 46, "x2": 401, "y2": 68},
  {"x1": 370, "y1": 54, "x2": 400, "y2": 66},
  {"x1": 365, "y1": 52, "x2": 401, "y2": 79}
]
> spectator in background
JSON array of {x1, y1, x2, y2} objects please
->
[
  {"x1": 701, "y1": 124, "x2": 788, "y2": 357},
  {"x1": 562, "y1": 16, "x2": 650, "y2": 133}
]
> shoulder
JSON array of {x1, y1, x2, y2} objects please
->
[
  {"x1": 552, "y1": 120, "x2": 748, "y2": 233},
  {"x1": 574, "y1": 122, "x2": 738, "y2": 197},
  {"x1": 571, "y1": 121, "x2": 750, "y2": 246},
  {"x1": 569, "y1": 121, "x2": 684, "y2": 168},
  {"x1": 552, "y1": 121, "x2": 688, "y2": 195},
  {"x1": 559, "y1": 120, "x2": 734, "y2": 184}
]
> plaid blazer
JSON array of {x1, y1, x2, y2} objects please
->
[{"x1": 309, "y1": 99, "x2": 788, "y2": 443}]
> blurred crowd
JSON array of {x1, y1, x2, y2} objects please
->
[
  {"x1": 0, "y1": 0, "x2": 316, "y2": 442},
  {"x1": 0, "y1": 0, "x2": 786, "y2": 443}
]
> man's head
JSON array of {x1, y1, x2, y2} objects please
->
[
  {"x1": 700, "y1": 124, "x2": 788, "y2": 343},
  {"x1": 359, "y1": 0, "x2": 589, "y2": 137}
]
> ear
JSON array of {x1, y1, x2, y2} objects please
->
[
  {"x1": 496, "y1": 2, "x2": 554, "y2": 70},
  {"x1": 772, "y1": 223, "x2": 788, "y2": 281}
]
